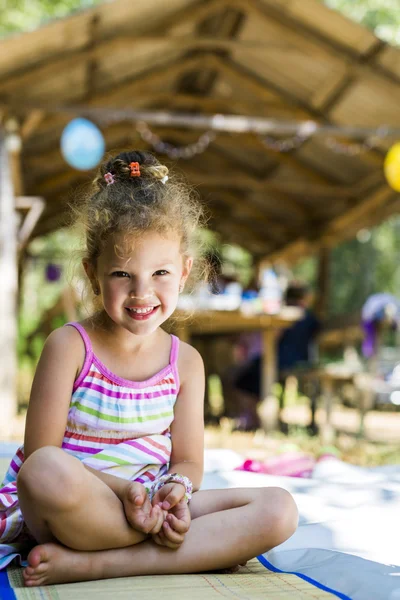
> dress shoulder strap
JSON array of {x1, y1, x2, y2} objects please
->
[
  {"x1": 64, "y1": 322, "x2": 93, "y2": 390},
  {"x1": 169, "y1": 334, "x2": 180, "y2": 365},
  {"x1": 169, "y1": 334, "x2": 180, "y2": 392}
]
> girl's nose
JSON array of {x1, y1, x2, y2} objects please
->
[{"x1": 129, "y1": 278, "x2": 151, "y2": 299}]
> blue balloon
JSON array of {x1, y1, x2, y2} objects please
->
[{"x1": 61, "y1": 118, "x2": 105, "y2": 171}]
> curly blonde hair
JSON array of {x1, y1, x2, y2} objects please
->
[{"x1": 72, "y1": 151, "x2": 207, "y2": 278}]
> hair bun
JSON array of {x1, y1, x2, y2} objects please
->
[
  {"x1": 144, "y1": 164, "x2": 169, "y2": 183},
  {"x1": 94, "y1": 151, "x2": 169, "y2": 189}
]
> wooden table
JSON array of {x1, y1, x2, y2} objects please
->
[
  {"x1": 172, "y1": 308, "x2": 302, "y2": 420},
  {"x1": 300, "y1": 364, "x2": 371, "y2": 442}
]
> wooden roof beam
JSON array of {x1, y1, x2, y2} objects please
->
[
  {"x1": 266, "y1": 184, "x2": 394, "y2": 263},
  {"x1": 213, "y1": 211, "x2": 280, "y2": 246},
  {"x1": 0, "y1": 0, "x2": 216, "y2": 87},
  {"x1": 20, "y1": 93, "x2": 307, "y2": 156},
  {"x1": 209, "y1": 214, "x2": 271, "y2": 254},
  {"x1": 204, "y1": 143, "x2": 321, "y2": 222},
  {"x1": 235, "y1": 0, "x2": 398, "y2": 86},
  {"x1": 31, "y1": 161, "x2": 366, "y2": 203},
  {"x1": 266, "y1": 237, "x2": 317, "y2": 265},
  {"x1": 144, "y1": 93, "x2": 304, "y2": 117},
  {"x1": 27, "y1": 121, "x2": 365, "y2": 201},
  {"x1": 3, "y1": 50, "x2": 210, "y2": 103},
  {"x1": 0, "y1": 36, "x2": 296, "y2": 94},
  {"x1": 211, "y1": 133, "x2": 346, "y2": 193},
  {"x1": 206, "y1": 53, "x2": 383, "y2": 168},
  {"x1": 186, "y1": 171, "x2": 358, "y2": 199},
  {"x1": 318, "y1": 42, "x2": 386, "y2": 113},
  {"x1": 322, "y1": 185, "x2": 394, "y2": 243},
  {"x1": 11, "y1": 55, "x2": 212, "y2": 153},
  {"x1": 20, "y1": 110, "x2": 46, "y2": 141},
  {"x1": 211, "y1": 189, "x2": 295, "y2": 240}
]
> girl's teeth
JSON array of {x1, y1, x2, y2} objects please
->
[{"x1": 130, "y1": 307, "x2": 153, "y2": 314}]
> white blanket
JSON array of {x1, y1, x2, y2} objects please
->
[
  {"x1": 203, "y1": 449, "x2": 400, "y2": 600},
  {"x1": 2, "y1": 444, "x2": 399, "y2": 599}
]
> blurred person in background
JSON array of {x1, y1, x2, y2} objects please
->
[{"x1": 228, "y1": 281, "x2": 320, "y2": 430}]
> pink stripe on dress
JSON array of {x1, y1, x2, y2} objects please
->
[
  {"x1": 62, "y1": 442, "x2": 99, "y2": 454},
  {"x1": 125, "y1": 440, "x2": 169, "y2": 463},
  {"x1": 79, "y1": 380, "x2": 176, "y2": 400}
]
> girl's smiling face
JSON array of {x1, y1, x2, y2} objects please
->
[{"x1": 84, "y1": 230, "x2": 192, "y2": 335}]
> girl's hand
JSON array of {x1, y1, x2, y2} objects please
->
[
  {"x1": 121, "y1": 481, "x2": 166, "y2": 535},
  {"x1": 151, "y1": 481, "x2": 186, "y2": 510},
  {"x1": 152, "y1": 498, "x2": 191, "y2": 549}
]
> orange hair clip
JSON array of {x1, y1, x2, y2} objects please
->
[{"x1": 129, "y1": 161, "x2": 141, "y2": 177}]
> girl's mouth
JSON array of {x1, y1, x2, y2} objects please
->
[{"x1": 125, "y1": 306, "x2": 159, "y2": 320}]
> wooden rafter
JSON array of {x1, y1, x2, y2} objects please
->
[
  {"x1": 0, "y1": 128, "x2": 18, "y2": 433},
  {"x1": 210, "y1": 189, "x2": 293, "y2": 241},
  {"x1": 202, "y1": 144, "x2": 316, "y2": 223},
  {"x1": 267, "y1": 184, "x2": 394, "y2": 263},
  {"x1": 0, "y1": 37, "x2": 295, "y2": 94},
  {"x1": 323, "y1": 185, "x2": 394, "y2": 242},
  {"x1": 184, "y1": 171, "x2": 361, "y2": 199},
  {"x1": 0, "y1": 0, "x2": 398, "y2": 261},
  {"x1": 246, "y1": 0, "x2": 398, "y2": 85},
  {"x1": 15, "y1": 196, "x2": 45, "y2": 250},
  {"x1": 20, "y1": 110, "x2": 46, "y2": 141},
  {"x1": 318, "y1": 40, "x2": 386, "y2": 112},
  {"x1": 25, "y1": 121, "x2": 374, "y2": 204},
  {"x1": 205, "y1": 54, "x2": 384, "y2": 167}
]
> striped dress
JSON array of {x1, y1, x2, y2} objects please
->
[{"x1": 0, "y1": 322, "x2": 180, "y2": 569}]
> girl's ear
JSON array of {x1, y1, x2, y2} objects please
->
[
  {"x1": 82, "y1": 259, "x2": 99, "y2": 295},
  {"x1": 180, "y1": 256, "x2": 193, "y2": 289},
  {"x1": 82, "y1": 258, "x2": 93, "y2": 279}
]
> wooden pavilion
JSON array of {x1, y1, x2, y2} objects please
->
[{"x1": 1, "y1": 0, "x2": 400, "y2": 435}]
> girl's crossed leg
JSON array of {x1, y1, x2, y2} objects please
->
[
  {"x1": 18, "y1": 448, "x2": 298, "y2": 586},
  {"x1": 17, "y1": 446, "x2": 163, "y2": 552}
]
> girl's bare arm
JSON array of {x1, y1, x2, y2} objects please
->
[
  {"x1": 23, "y1": 327, "x2": 83, "y2": 459},
  {"x1": 168, "y1": 343, "x2": 205, "y2": 491},
  {"x1": 24, "y1": 326, "x2": 133, "y2": 498}
]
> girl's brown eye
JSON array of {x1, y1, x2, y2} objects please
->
[{"x1": 112, "y1": 271, "x2": 129, "y2": 278}]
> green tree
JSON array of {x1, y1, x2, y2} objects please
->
[
  {"x1": 0, "y1": 0, "x2": 103, "y2": 37},
  {"x1": 320, "y1": 215, "x2": 400, "y2": 317},
  {"x1": 320, "y1": 0, "x2": 400, "y2": 45}
]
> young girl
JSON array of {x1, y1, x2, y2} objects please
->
[{"x1": 0, "y1": 151, "x2": 298, "y2": 586}]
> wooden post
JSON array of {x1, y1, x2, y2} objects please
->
[
  {"x1": 320, "y1": 375, "x2": 335, "y2": 445},
  {"x1": 0, "y1": 127, "x2": 18, "y2": 437},
  {"x1": 258, "y1": 328, "x2": 280, "y2": 431},
  {"x1": 315, "y1": 246, "x2": 331, "y2": 320},
  {"x1": 261, "y1": 328, "x2": 277, "y2": 400}
]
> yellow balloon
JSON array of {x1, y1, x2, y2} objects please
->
[{"x1": 384, "y1": 142, "x2": 400, "y2": 192}]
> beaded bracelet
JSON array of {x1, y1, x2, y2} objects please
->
[{"x1": 150, "y1": 473, "x2": 193, "y2": 504}]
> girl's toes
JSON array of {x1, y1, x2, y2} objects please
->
[
  {"x1": 30, "y1": 562, "x2": 48, "y2": 575},
  {"x1": 27, "y1": 544, "x2": 49, "y2": 569},
  {"x1": 25, "y1": 577, "x2": 45, "y2": 587}
]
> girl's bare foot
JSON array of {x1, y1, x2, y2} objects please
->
[
  {"x1": 23, "y1": 542, "x2": 248, "y2": 586},
  {"x1": 23, "y1": 543, "x2": 95, "y2": 586}
]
